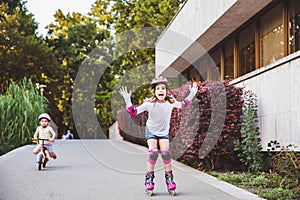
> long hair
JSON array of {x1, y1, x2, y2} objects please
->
[{"x1": 144, "y1": 88, "x2": 176, "y2": 104}]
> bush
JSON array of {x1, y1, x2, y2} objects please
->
[
  {"x1": 0, "y1": 78, "x2": 48, "y2": 155},
  {"x1": 234, "y1": 90, "x2": 264, "y2": 172},
  {"x1": 117, "y1": 110, "x2": 148, "y2": 147},
  {"x1": 267, "y1": 140, "x2": 300, "y2": 190},
  {"x1": 118, "y1": 81, "x2": 244, "y2": 170}
]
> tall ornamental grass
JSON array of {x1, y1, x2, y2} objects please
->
[{"x1": 0, "y1": 78, "x2": 48, "y2": 155}]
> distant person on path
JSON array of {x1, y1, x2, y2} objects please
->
[
  {"x1": 62, "y1": 129, "x2": 74, "y2": 140},
  {"x1": 33, "y1": 113, "x2": 57, "y2": 159},
  {"x1": 119, "y1": 76, "x2": 198, "y2": 194}
]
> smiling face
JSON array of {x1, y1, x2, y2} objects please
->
[
  {"x1": 39, "y1": 118, "x2": 49, "y2": 128},
  {"x1": 154, "y1": 83, "x2": 167, "y2": 102}
]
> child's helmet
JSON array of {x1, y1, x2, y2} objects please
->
[
  {"x1": 38, "y1": 113, "x2": 51, "y2": 121},
  {"x1": 150, "y1": 76, "x2": 169, "y2": 89}
]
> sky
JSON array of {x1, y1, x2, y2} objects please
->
[{"x1": 25, "y1": 0, "x2": 96, "y2": 36}]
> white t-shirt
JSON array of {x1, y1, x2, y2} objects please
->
[
  {"x1": 135, "y1": 101, "x2": 182, "y2": 137},
  {"x1": 36, "y1": 126, "x2": 54, "y2": 144}
]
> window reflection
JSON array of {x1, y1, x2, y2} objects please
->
[
  {"x1": 289, "y1": 0, "x2": 300, "y2": 53},
  {"x1": 211, "y1": 49, "x2": 221, "y2": 80},
  {"x1": 239, "y1": 23, "x2": 255, "y2": 76},
  {"x1": 260, "y1": 3, "x2": 284, "y2": 66},
  {"x1": 225, "y1": 38, "x2": 234, "y2": 80}
]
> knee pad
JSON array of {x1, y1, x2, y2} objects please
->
[
  {"x1": 148, "y1": 149, "x2": 158, "y2": 165},
  {"x1": 161, "y1": 149, "x2": 172, "y2": 164}
]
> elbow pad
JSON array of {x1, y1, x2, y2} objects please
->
[
  {"x1": 127, "y1": 105, "x2": 137, "y2": 116},
  {"x1": 181, "y1": 99, "x2": 191, "y2": 110}
]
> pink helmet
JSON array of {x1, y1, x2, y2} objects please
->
[
  {"x1": 38, "y1": 113, "x2": 51, "y2": 121},
  {"x1": 150, "y1": 76, "x2": 169, "y2": 89}
]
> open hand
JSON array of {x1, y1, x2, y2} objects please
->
[
  {"x1": 119, "y1": 86, "x2": 131, "y2": 98},
  {"x1": 190, "y1": 82, "x2": 198, "y2": 95},
  {"x1": 119, "y1": 86, "x2": 132, "y2": 106}
]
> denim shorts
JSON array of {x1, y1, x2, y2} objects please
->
[{"x1": 145, "y1": 126, "x2": 169, "y2": 140}]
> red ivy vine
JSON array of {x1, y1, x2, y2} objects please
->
[{"x1": 117, "y1": 81, "x2": 244, "y2": 170}]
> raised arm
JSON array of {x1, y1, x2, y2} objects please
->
[
  {"x1": 119, "y1": 86, "x2": 137, "y2": 116},
  {"x1": 181, "y1": 82, "x2": 198, "y2": 109}
]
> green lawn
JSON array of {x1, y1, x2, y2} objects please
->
[{"x1": 208, "y1": 171, "x2": 299, "y2": 200}]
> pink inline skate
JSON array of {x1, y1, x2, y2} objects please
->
[
  {"x1": 165, "y1": 171, "x2": 176, "y2": 196},
  {"x1": 145, "y1": 171, "x2": 155, "y2": 196}
]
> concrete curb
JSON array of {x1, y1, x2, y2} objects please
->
[{"x1": 0, "y1": 145, "x2": 33, "y2": 164}]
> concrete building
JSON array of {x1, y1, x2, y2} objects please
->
[{"x1": 155, "y1": 0, "x2": 300, "y2": 150}]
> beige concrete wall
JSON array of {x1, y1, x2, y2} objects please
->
[
  {"x1": 154, "y1": 0, "x2": 298, "y2": 151},
  {"x1": 232, "y1": 52, "x2": 300, "y2": 151},
  {"x1": 155, "y1": 0, "x2": 237, "y2": 76}
]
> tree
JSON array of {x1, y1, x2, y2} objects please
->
[
  {"x1": 49, "y1": 0, "x2": 186, "y2": 136},
  {"x1": 85, "y1": 0, "x2": 186, "y2": 135},
  {"x1": 0, "y1": 0, "x2": 24, "y2": 14},
  {"x1": 1, "y1": 0, "x2": 186, "y2": 138},
  {"x1": 45, "y1": 2, "x2": 113, "y2": 137},
  {"x1": 0, "y1": 1, "x2": 66, "y2": 135},
  {"x1": 111, "y1": 0, "x2": 185, "y2": 95},
  {"x1": 104, "y1": 0, "x2": 185, "y2": 130},
  {"x1": 0, "y1": 1, "x2": 61, "y2": 84}
]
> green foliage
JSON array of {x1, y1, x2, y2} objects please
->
[
  {"x1": 235, "y1": 90, "x2": 264, "y2": 172},
  {"x1": 95, "y1": 0, "x2": 185, "y2": 135},
  {"x1": 258, "y1": 188, "x2": 296, "y2": 200},
  {"x1": 0, "y1": 1, "x2": 64, "y2": 137},
  {"x1": 210, "y1": 139, "x2": 300, "y2": 199},
  {"x1": 0, "y1": 78, "x2": 48, "y2": 155},
  {"x1": 46, "y1": 4, "x2": 112, "y2": 132},
  {"x1": 267, "y1": 140, "x2": 300, "y2": 190},
  {"x1": 109, "y1": 0, "x2": 185, "y2": 137},
  {"x1": 0, "y1": 0, "x2": 189, "y2": 137},
  {"x1": 112, "y1": 0, "x2": 185, "y2": 31},
  {"x1": 210, "y1": 171, "x2": 299, "y2": 200},
  {"x1": 0, "y1": 1, "x2": 62, "y2": 90},
  {"x1": 215, "y1": 172, "x2": 247, "y2": 184}
]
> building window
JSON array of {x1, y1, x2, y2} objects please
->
[
  {"x1": 260, "y1": 2, "x2": 284, "y2": 66},
  {"x1": 195, "y1": 54, "x2": 215, "y2": 81},
  {"x1": 210, "y1": 49, "x2": 221, "y2": 80},
  {"x1": 289, "y1": 0, "x2": 300, "y2": 54},
  {"x1": 224, "y1": 38, "x2": 234, "y2": 80},
  {"x1": 239, "y1": 23, "x2": 256, "y2": 76},
  {"x1": 183, "y1": 0, "x2": 299, "y2": 82},
  {"x1": 188, "y1": 68, "x2": 198, "y2": 81}
]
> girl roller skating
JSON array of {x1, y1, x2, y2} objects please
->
[{"x1": 119, "y1": 76, "x2": 198, "y2": 196}]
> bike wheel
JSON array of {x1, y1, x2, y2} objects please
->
[
  {"x1": 43, "y1": 158, "x2": 48, "y2": 168},
  {"x1": 37, "y1": 153, "x2": 43, "y2": 170},
  {"x1": 38, "y1": 162, "x2": 42, "y2": 170}
]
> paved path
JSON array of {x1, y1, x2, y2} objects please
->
[{"x1": 0, "y1": 140, "x2": 265, "y2": 200}]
